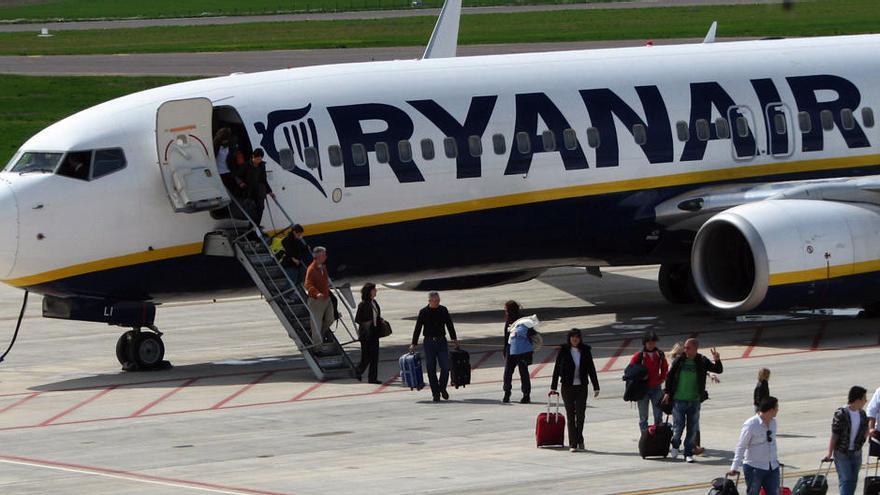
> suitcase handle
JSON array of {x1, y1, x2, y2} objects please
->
[
  {"x1": 546, "y1": 393, "x2": 561, "y2": 422},
  {"x1": 725, "y1": 471, "x2": 740, "y2": 487},
  {"x1": 813, "y1": 459, "x2": 833, "y2": 487}
]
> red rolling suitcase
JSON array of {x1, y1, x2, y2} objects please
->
[
  {"x1": 536, "y1": 393, "x2": 565, "y2": 448},
  {"x1": 759, "y1": 463, "x2": 791, "y2": 495}
]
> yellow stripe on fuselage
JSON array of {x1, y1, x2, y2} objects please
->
[
  {"x1": 768, "y1": 259, "x2": 880, "y2": 286},
  {"x1": 3, "y1": 153, "x2": 880, "y2": 288}
]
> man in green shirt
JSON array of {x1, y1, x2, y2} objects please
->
[{"x1": 663, "y1": 338, "x2": 723, "y2": 463}]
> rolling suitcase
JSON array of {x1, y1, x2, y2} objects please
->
[
  {"x1": 708, "y1": 473, "x2": 739, "y2": 495},
  {"x1": 449, "y1": 348, "x2": 471, "y2": 389},
  {"x1": 399, "y1": 352, "x2": 425, "y2": 391},
  {"x1": 536, "y1": 393, "x2": 565, "y2": 448},
  {"x1": 760, "y1": 463, "x2": 791, "y2": 495},
  {"x1": 865, "y1": 456, "x2": 880, "y2": 495},
  {"x1": 792, "y1": 460, "x2": 831, "y2": 495},
  {"x1": 638, "y1": 415, "x2": 673, "y2": 458}
]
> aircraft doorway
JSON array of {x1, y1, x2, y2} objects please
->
[{"x1": 213, "y1": 105, "x2": 254, "y2": 196}]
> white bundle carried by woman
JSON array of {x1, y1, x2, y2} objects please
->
[{"x1": 508, "y1": 315, "x2": 543, "y2": 352}]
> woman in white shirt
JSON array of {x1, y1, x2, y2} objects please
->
[{"x1": 549, "y1": 328, "x2": 600, "y2": 452}]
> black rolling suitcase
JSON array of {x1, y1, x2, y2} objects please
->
[
  {"x1": 639, "y1": 415, "x2": 673, "y2": 458},
  {"x1": 792, "y1": 460, "x2": 831, "y2": 495},
  {"x1": 708, "y1": 473, "x2": 739, "y2": 495},
  {"x1": 449, "y1": 348, "x2": 471, "y2": 388},
  {"x1": 865, "y1": 456, "x2": 880, "y2": 495}
]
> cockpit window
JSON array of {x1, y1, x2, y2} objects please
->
[
  {"x1": 9, "y1": 152, "x2": 63, "y2": 173},
  {"x1": 57, "y1": 151, "x2": 92, "y2": 180},
  {"x1": 92, "y1": 148, "x2": 126, "y2": 178}
]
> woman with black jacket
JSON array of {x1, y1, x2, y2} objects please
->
[
  {"x1": 550, "y1": 328, "x2": 600, "y2": 452},
  {"x1": 354, "y1": 283, "x2": 382, "y2": 384}
]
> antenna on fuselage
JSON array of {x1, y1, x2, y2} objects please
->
[
  {"x1": 422, "y1": 0, "x2": 461, "y2": 59},
  {"x1": 702, "y1": 21, "x2": 718, "y2": 43}
]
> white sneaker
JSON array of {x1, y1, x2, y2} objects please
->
[
  {"x1": 686, "y1": 456, "x2": 695, "y2": 463},
  {"x1": 570, "y1": 447, "x2": 578, "y2": 453},
  {"x1": 670, "y1": 448, "x2": 680, "y2": 459}
]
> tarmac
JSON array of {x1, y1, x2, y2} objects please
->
[{"x1": 0, "y1": 265, "x2": 878, "y2": 494}]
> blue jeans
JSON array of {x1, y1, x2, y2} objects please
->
[
  {"x1": 834, "y1": 450, "x2": 862, "y2": 495},
  {"x1": 284, "y1": 263, "x2": 306, "y2": 286},
  {"x1": 671, "y1": 400, "x2": 700, "y2": 456},
  {"x1": 423, "y1": 338, "x2": 450, "y2": 398},
  {"x1": 744, "y1": 464, "x2": 779, "y2": 495},
  {"x1": 638, "y1": 386, "x2": 664, "y2": 431}
]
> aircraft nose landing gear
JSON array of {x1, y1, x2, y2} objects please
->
[{"x1": 116, "y1": 326, "x2": 169, "y2": 371}]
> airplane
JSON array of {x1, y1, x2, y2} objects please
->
[{"x1": 2, "y1": 0, "x2": 880, "y2": 373}]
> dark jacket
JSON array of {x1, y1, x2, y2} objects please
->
[
  {"x1": 551, "y1": 343, "x2": 600, "y2": 391},
  {"x1": 832, "y1": 407, "x2": 869, "y2": 453},
  {"x1": 244, "y1": 161, "x2": 272, "y2": 199},
  {"x1": 355, "y1": 299, "x2": 381, "y2": 341},
  {"x1": 280, "y1": 234, "x2": 311, "y2": 268},
  {"x1": 754, "y1": 379, "x2": 770, "y2": 408},
  {"x1": 664, "y1": 353, "x2": 723, "y2": 402},
  {"x1": 412, "y1": 305, "x2": 457, "y2": 345}
]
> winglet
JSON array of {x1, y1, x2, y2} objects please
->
[
  {"x1": 703, "y1": 21, "x2": 717, "y2": 44},
  {"x1": 423, "y1": 0, "x2": 461, "y2": 59}
]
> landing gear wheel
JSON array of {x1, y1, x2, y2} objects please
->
[
  {"x1": 658, "y1": 263, "x2": 698, "y2": 304},
  {"x1": 115, "y1": 330, "x2": 137, "y2": 366},
  {"x1": 128, "y1": 332, "x2": 165, "y2": 370}
]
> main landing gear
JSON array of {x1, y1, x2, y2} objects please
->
[
  {"x1": 116, "y1": 326, "x2": 168, "y2": 371},
  {"x1": 658, "y1": 263, "x2": 700, "y2": 305}
]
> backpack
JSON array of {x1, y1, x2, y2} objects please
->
[{"x1": 527, "y1": 327, "x2": 543, "y2": 351}]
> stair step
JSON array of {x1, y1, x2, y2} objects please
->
[
  {"x1": 316, "y1": 355, "x2": 347, "y2": 369},
  {"x1": 246, "y1": 254, "x2": 276, "y2": 265}
]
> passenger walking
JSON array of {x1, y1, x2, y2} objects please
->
[
  {"x1": 243, "y1": 148, "x2": 274, "y2": 226},
  {"x1": 503, "y1": 304, "x2": 537, "y2": 404},
  {"x1": 354, "y1": 283, "x2": 382, "y2": 384},
  {"x1": 280, "y1": 224, "x2": 311, "y2": 285},
  {"x1": 410, "y1": 292, "x2": 458, "y2": 402},
  {"x1": 824, "y1": 385, "x2": 870, "y2": 495},
  {"x1": 304, "y1": 246, "x2": 335, "y2": 352},
  {"x1": 663, "y1": 338, "x2": 723, "y2": 463},
  {"x1": 754, "y1": 368, "x2": 771, "y2": 413},
  {"x1": 868, "y1": 385, "x2": 880, "y2": 454},
  {"x1": 629, "y1": 331, "x2": 669, "y2": 432},
  {"x1": 214, "y1": 128, "x2": 242, "y2": 193},
  {"x1": 729, "y1": 397, "x2": 781, "y2": 495},
  {"x1": 550, "y1": 328, "x2": 600, "y2": 452}
]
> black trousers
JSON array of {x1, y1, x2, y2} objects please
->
[
  {"x1": 502, "y1": 352, "x2": 532, "y2": 395},
  {"x1": 357, "y1": 333, "x2": 380, "y2": 382},
  {"x1": 561, "y1": 384, "x2": 588, "y2": 448}
]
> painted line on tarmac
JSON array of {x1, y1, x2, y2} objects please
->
[
  {"x1": 0, "y1": 453, "x2": 294, "y2": 495},
  {"x1": 39, "y1": 385, "x2": 118, "y2": 426},
  {"x1": 290, "y1": 380, "x2": 326, "y2": 401},
  {"x1": 129, "y1": 378, "x2": 199, "y2": 417},
  {"x1": 210, "y1": 371, "x2": 275, "y2": 410},
  {"x1": 0, "y1": 391, "x2": 40, "y2": 415},
  {"x1": 471, "y1": 349, "x2": 498, "y2": 370},
  {"x1": 601, "y1": 338, "x2": 633, "y2": 372},
  {"x1": 371, "y1": 373, "x2": 400, "y2": 394},
  {"x1": 614, "y1": 467, "x2": 819, "y2": 495},
  {"x1": 741, "y1": 327, "x2": 763, "y2": 359},
  {"x1": 530, "y1": 349, "x2": 558, "y2": 379}
]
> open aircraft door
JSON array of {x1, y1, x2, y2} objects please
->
[{"x1": 156, "y1": 98, "x2": 230, "y2": 213}]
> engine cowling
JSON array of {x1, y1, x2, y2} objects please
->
[{"x1": 691, "y1": 199, "x2": 880, "y2": 313}]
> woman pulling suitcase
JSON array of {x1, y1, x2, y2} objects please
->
[{"x1": 550, "y1": 328, "x2": 600, "y2": 452}]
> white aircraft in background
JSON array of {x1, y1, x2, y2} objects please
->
[{"x1": 1, "y1": 0, "x2": 879, "y2": 373}]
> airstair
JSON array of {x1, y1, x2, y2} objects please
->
[{"x1": 205, "y1": 197, "x2": 360, "y2": 381}]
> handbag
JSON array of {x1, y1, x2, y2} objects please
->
[{"x1": 377, "y1": 318, "x2": 392, "y2": 338}]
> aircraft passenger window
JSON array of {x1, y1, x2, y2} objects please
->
[
  {"x1": 695, "y1": 119, "x2": 710, "y2": 141},
  {"x1": 586, "y1": 127, "x2": 600, "y2": 148},
  {"x1": 328, "y1": 145, "x2": 343, "y2": 167},
  {"x1": 492, "y1": 134, "x2": 506, "y2": 155},
  {"x1": 421, "y1": 138, "x2": 435, "y2": 160},
  {"x1": 563, "y1": 128, "x2": 578, "y2": 150},
  {"x1": 862, "y1": 107, "x2": 875, "y2": 128},
  {"x1": 468, "y1": 135, "x2": 482, "y2": 157},
  {"x1": 715, "y1": 118, "x2": 731, "y2": 139},
  {"x1": 841, "y1": 108, "x2": 856, "y2": 131},
  {"x1": 352, "y1": 143, "x2": 367, "y2": 166},
  {"x1": 736, "y1": 117, "x2": 750, "y2": 138},
  {"x1": 91, "y1": 148, "x2": 126, "y2": 179},
  {"x1": 56, "y1": 150, "x2": 92, "y2": 181},
  {"x1": 820, "y1": 109, "x2": 835, "y2": 131},
  {"x1": 375, "y1": 142, "x2": 390, "y2": 164},
  {"x1": 632, "y1": 124, "x2": 647, "y2": 145},
  {"x1": 773, "y1": 114, "x2": 787, "y2": 135},
  {"x1": 303, "y1": 147, "x2": 321, "y2": 169},
  {"x1": 541, "y1": 130, "x2": 556, "y2": 151},
  {"x1": 516, "y1": 132, "x2": 531, "y2": 154},
  {"x1": 398, "y1": 140, "x2": 413, "y2": 162},
  {"x1": 676, "y1": 121, "x2": 689, "y2": 142},
  {"x1": 443, "y1": 137, "x2": 458, "y2": 158},
  {"x1": 798, "y1": 112, "x2": 812, "y2": 133}
]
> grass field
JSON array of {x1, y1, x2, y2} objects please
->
[
  {"x1": 0, "y1": 0, "x2": 876, "y2": 56},
  {"x1": 0, "y1": 75, "x2": 192, "y2": 162},
  {"x1": 0, "y1": 0, "x2": 615, "y2": 21}
]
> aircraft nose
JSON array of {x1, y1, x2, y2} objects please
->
[{"x1": 0, "y1": 178, "x2": 19, "y2": 279}]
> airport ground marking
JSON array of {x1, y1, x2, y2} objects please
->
[
  {"x1": 0, "y1": 391, "x2": 40, "y2": 415},
  {"x1": 601, "y1": 337, "x2": 633, "y2": 372},
  {"x1": 130, "y1": 377, "x2": 199, "y2": 417},
  {"x1": 471, "y1": 349, "x2": 498, "y2": 370},
  {"x1": 0, "y1": 453, "x2": 295, "y2": 495},
  {"x1": 529, "y1": 348, "x2": 558, "y2": 379},
  {"x1": 614, "y1": 467, "x2": 827, "y2": 495},
  {"x1": 741, "y1": 327, "x2": 763, "y2": 359},
  {"x1": 371, "y1": 372, "x2": 400, "y2": 394},
  {"x1": 210, "y1": 371, "x2": 275, "y2": 410},
  {"x1": 290, "y1": 380, "x2": 326, "y2": 401},
  {"x1": 39, "y1": 385, "x2": 119, "y2": 426}
]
